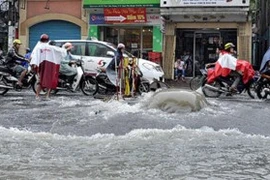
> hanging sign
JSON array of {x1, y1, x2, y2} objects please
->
[
  {"x1": 104, "y1": 8, "x2": 147, "y2": 23},
  {"x1": 161, "y1": 0, "x2": 250, "y2": 7}
]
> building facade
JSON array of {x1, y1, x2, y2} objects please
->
[
  {"x1": 161, "y1": 0, "x2": 252, "y2": 78},
  {"x1": 83, "y1": 0, "x2": 163, "y2": 60},
  {"x1": 18, "y1": 0, "x2": 88, "y2": 51}
]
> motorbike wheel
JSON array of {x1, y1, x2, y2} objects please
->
[
  {"x1": 149, "y1": 81, "x2": 169, "y2": 92},
  {"x1": 0, "y1": 76, "x2": 10, "y2": 95},
  {"x1": 80, "y1": 76, "x2": 96, "y2": 96},
  {"x1": 189, "y1": 75, "x2": 204, "y2": 91},
  {"x1": 202, "y1": 79, "x2": 222, "y2": 98},
  {"x1": 246, "y1": 80, "x2": 258, "y2": 99},
  {"x1": 93, "y1": 81, "x2": 100, "y2": 96},
  {"x1": 32, "y1": 77, "x2": 58, "y2": 95},
  {"x1": 256, "y1": 80, "x2": 270, "y2": 99},
  {"x1": 138, "y1": 83, "x2": 150, "y2": 94}
]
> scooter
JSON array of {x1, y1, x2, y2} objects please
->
[
  {"x1": 32, "y1": 59, "x2": 96, "y2": 96},
  {"x1": 93, "y1": 69, "x2": 150, "y2": 96},
  {"x1": 0, "y1": 63, "x2": 36, "y2": 95},
  {"x1": 201, "y1": 67, "x2": 255, "y2": 98}
]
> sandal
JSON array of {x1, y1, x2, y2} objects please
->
[{"x1": 229, "y1": 87, "x2": 238, "y2": 93}]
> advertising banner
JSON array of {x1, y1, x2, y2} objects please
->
[
  {"x1": 104, "y1": 8, "x2": 147, "y2": 23},
  {"x1": 83, "y1": 0, "x2": 159, "y2": 8},
  {"x1": 161, "y1": 0, "x2": 250, "y2": 7},
  {"x1": 90, "y1": 14, "x2": 105, "y2": 24},
  {"x1": 90, "y1": 14, "x2": 161, "y2": 25}
]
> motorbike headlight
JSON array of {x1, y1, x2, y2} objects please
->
[{"x1": 142, "y1": 63, "x2": 155, "y2": 70}]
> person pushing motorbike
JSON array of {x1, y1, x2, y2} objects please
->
[
  {"x1": 108, "y1": 43, "x2": 125, "y2": 71},
  {"x1": 5, "y1": 39, "x2": 30, "y2": 87}
]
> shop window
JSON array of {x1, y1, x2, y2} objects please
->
[{"x1": 104, "y1": 26, "x2": 153, "y2": 59}]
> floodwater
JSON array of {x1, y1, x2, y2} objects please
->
[{"x1": 0, "y1": 90, "x2": 270, "y2": 179}]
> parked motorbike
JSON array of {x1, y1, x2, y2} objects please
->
[
  {"x1": 201, "y1": 68, "x2": 256, "y2": 98},
  {"x1": 32, "y1": 59, "x2": 96, "y2": 96},
  {"x1": 0, "y1": 61, "x2": 36, "y2": 95},
  {"x1": 93, "y1": 70, "x2": 150, "y2": 96}
]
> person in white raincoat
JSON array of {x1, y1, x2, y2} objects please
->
[{"x1": 30, "y1": 34, "x2": 67, "y2": 100}]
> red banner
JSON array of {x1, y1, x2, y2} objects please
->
[{"x1": 104, "y1": 8, "x2": 147, "y2": 23}]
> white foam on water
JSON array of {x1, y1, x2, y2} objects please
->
[{"x1": 1, "y1": 125, "x2": 269, "y2": 143}]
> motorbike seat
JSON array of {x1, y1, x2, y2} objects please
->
[
  {"x1": 59, "y1": 73, "x2": 67, "y2": 79},
  {"x1": 0, "y1": 66, "x2": 11, "y2": 73}
]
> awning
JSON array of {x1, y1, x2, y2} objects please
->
[{"x1": 161, "y1": 7, "x2": 249, "y2": 22}]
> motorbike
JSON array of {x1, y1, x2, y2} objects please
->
[
  {"x1": 255, "y1": 77, "x2": 270, "y2": 99},
  {"x1": 0, "y1": 60, "x2": 36, "y2": 95},
  {"x1": 32, "y1": 59, "x2": 96, "y2": 96},
  {"x1": 200, "y1": 68, "x2": 256, "y2": 98},
  {"x1": 93, "y1": 69, "x2": 151, "y2": 96}
]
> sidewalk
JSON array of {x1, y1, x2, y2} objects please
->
[{"x1": 165, "y1": 77, "x2": 192, "y2": 90}]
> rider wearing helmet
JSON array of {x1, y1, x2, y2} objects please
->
[
  {"x1": 224, "y1": 42, "x2": 237, "y2": 57},
  {"x1": 224, "y1": 42, "x2": 241, "y2": 92},
  {"x1": 108, "y1": 43, "x2": 125, "y2": 70},
  {"x1": 59, "y1": 42, "x2": 77, "y2": 87},
  {"x1": 206, "y1": 42, "x2": 242, "y2": 93},
  {"x1": 5, "y1": 39, "x2": 29, "y2": 87}
]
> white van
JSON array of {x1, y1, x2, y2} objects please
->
[{"x1": 54, "y1": 40, "x2": 164, "y2": 84}]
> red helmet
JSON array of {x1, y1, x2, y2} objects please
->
[{"x1": 40, "y1": 34, "x2": 49, "y2": 42}]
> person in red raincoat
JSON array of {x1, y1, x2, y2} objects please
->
[
  {"x1": 206, "y1": 43, "x2": 254, "y2": 93},
  {"x1": 30, "y1": 34, "x2": 67, "y2": 100}
]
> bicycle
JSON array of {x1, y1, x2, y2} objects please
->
[{"x1": 189, "y1": 69, "x2": 207, "y2": 90}]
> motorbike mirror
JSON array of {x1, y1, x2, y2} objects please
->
[{"x1": 106, "y1": 51, "x2": 115, "y2": 57}]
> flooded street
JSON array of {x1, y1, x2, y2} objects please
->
[{"x1": 0, "y1": 90, "x2": 270, "y2": 179}]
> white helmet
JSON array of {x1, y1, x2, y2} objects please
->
[
  {"x1": 63, "y1": 42, "x2": 73, "y2": 50},
  {"x1": 117, "y1": 43, "x2": 125, "y2": 49}
]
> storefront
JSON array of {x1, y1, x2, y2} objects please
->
[
  {"x1": 175, "y1": 29, "x2": 237, "y2": 76},
  {"x1": 83, "y1": 0, "x2": 163, "y2": 60},
  {"x1": 160, "y1": 0, "x2": 251, "y2": 78}
]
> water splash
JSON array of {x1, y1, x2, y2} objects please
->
[{"x1": 142, "y1": 89, "x2": 208, "y2": 113}]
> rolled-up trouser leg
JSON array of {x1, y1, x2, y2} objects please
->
[{"x1": 230, "y1": 71, "x2": 242, "y2": 88}]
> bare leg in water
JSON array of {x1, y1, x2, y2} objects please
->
[
  {"x1": 35, "y1": 84, "x2": 41, "y2": 100},
  {"x1": 17, "y1": 69, "x2": 27, "y2": 86},
  {"x1": 46, "y1": 89, "x2": 51, "y2": 99}
]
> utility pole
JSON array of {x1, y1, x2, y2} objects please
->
[{"x1": 7, "y1": 0, "x2": 15, "y2": 49}]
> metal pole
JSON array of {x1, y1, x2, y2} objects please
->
[
  {"x1": 7, "y1": 0, "x2": 14, "y2": 49},
  {"x1": 140, "y1": 26, "x2": 143, "y2": 59},
  {"x1": 193, "y1": 32, "x2": 196, "y2": 77}
]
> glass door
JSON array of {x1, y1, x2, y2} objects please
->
[
  {"x1": 192, "y1": 31, "x2": 221, "y2": 77},
  {"x1": 104, "y1": 26, "x2": 153, "y2": 59}
]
